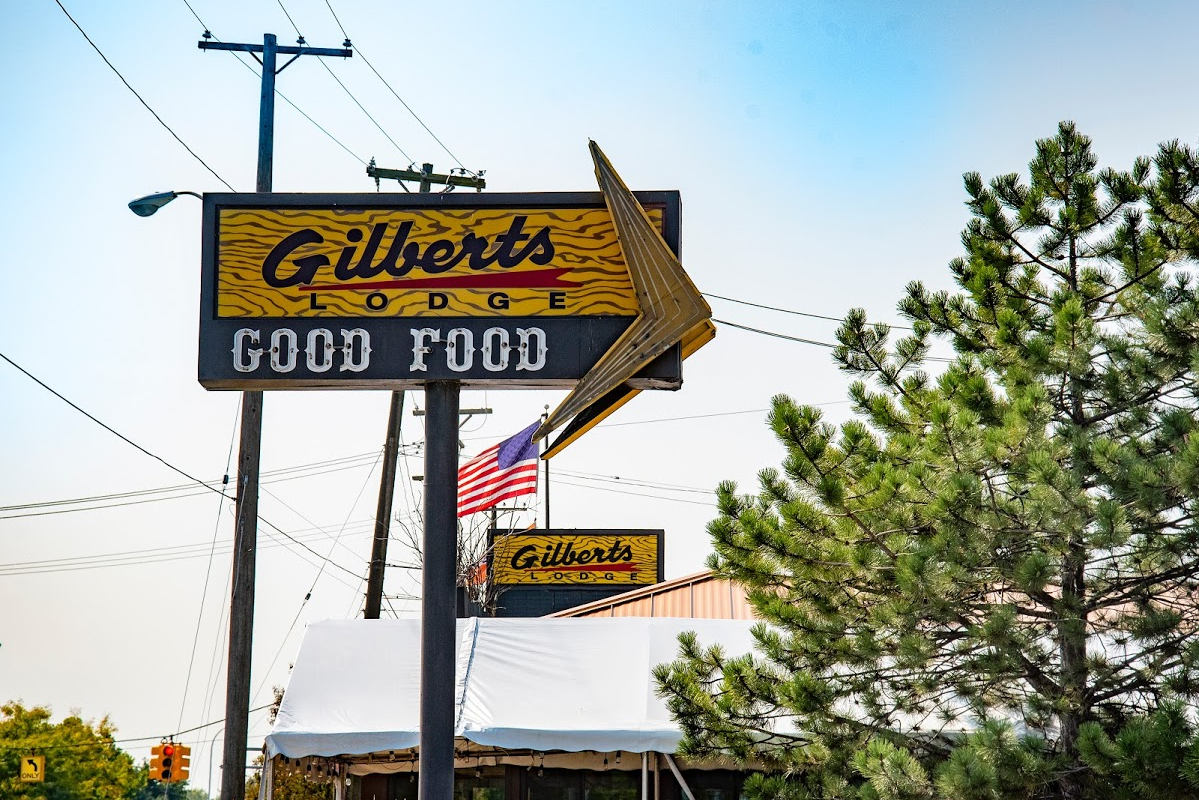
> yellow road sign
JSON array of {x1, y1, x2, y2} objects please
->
[{"x1": 20, "y1": 755, "x2": 45, "y2": 782}]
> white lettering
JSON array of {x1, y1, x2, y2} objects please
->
[
  {"x1": 481, "y1": 327, "x2": 510, "y2": 372},
  {"x1": 340, "y1": 328, "x2": 371, "y2": 373},
  {"x1": 306, "y1": 328, "x2": 335, "y2": 373},
  {"x1": 270, "y1": 328, "x2": 298, "y2": 373},
  {"x1": 410, "y1": 328, "x2": 439, "y2": 372},
  {"x1": 232, "y1": 328, "x2": 262, "y2": 373},
  {"x1": 515, "y1": 327, "x2": 548, "y2": 371},
  {"x1": 446, "y1": 328, "x2": 475, "y2": 373},
  {"x1": 404, "y1": 326, "x2": 547, "y2": 374},
  {"x1": 232, "y1": 327, "x2": 372, "y2": 376}
]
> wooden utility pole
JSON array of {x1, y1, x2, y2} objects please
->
[
  {"x1": 363, "y1": 390, "x2": 404, "y2": 619},
  {"x1": 197, "y1": 32, "x2": 350, "y2": 800}
]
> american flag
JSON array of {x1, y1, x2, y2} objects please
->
[{"x1": 457, "y1": 421, "x2": 540, "y2": 517}]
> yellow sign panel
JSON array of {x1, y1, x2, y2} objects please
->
[
  {"x1": 215, "y1": 206, "x2": 664, "y2": 318},
  {"x1": 20, "y1": 755, "x2": 45, "y2": 782},
  {"x1": 492, "y1": 532, "x2": 661, "y2": 585}
]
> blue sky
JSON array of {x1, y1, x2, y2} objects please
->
[{"x1": 3, "y1": 1, "x2": 1199, "y2": 794}]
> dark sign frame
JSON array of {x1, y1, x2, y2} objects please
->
[{"x1": 198, "y1": 192, "x2": 681, "y2": 390}]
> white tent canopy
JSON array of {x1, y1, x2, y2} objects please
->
[{"x1": 265, "y1": 617, "x2": 760, "y2": 759}]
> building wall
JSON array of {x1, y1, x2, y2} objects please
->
[{"x1": 549, "y1": 571, "x2": 756, "y2": 620}]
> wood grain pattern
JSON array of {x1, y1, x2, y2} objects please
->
[{"x1": 216, "y1": 207, "x2": 663, "y2": 318}]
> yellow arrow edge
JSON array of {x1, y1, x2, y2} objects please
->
[{"x1": 536, "y1": 142, "x2": 715, "y2": 455}]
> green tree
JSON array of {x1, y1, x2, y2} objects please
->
[
  {"x1": 0, "y1": 701, "x2": 143, "y2": 799},
  {"x1": 132, "y1": 766, "x2": 211, "y2": 800},
  {"x1": 656, "y1": 123, "x2": 1199, "y2": 799},
  {"x1": 244, "y1": 756, "x2": 334, "y2": 800}
]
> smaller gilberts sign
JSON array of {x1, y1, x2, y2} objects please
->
[{"x1": 491, "y1": 529, "x2": 663, "y2": 586}]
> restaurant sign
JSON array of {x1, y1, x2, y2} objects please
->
[
  {"x1": 198, "y1": 192, "x2": 682, "y2": 390},
  {"x1": 490, "y1": 529, "x2": 663, "y2": 586}
]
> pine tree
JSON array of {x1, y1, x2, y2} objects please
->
[{"x1": 656, "y1": 123, "x2": 1199, "y2": 799}]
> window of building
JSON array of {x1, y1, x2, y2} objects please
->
[
  {"x1": 454, "y1": 768, "x2": 505, "y2": 800},
  {"x1": 380, "y1": 773, "x2": 418, "y2": 800}
]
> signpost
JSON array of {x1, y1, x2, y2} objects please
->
[{"x1": 197, "y1": 143, "x2": 714, "y2": 800}]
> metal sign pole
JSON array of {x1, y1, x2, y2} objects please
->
[{"x1": 418, "y1": 380, "x2": 460, "y2": 800}]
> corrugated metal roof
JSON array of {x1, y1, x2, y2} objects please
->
[{"x1": 548, "y1": 570, "x2": 757, "y2": 619}]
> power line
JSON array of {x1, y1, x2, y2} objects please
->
[
  {"x1": 250, "y1": 536, "x2": 362, "y2": 700},
  {"x1": 0, "y1": 703, "x2": 274, "y2": 752},
  {"x1": 273, "y1": 0, "x2": 303, "y2": 34},
  {"x1": 0, "y1": 351, "x2": 366, "y2": 583},
  {"x1": 321, "y1": 0, "x2": 471, "y2": 171},
  {"x1": 261, "y1": 482, "x2": 382, "y2": 567},
  {"x1": 0, "y1": 521, "x2": 376, "y2": 577},
  {"x1": 274, "y1": 0, "x2": 415, "y2": 164},
  {"x1": 1, "y1": 351, "x2": 225, "y2": 497},
  {"x1": 250, "y1": 447, "x2": 384, "y2": 708},
  {"x1": 598, "y1": 407, "x2": 770, "y2": 427},
  {"x1": 54, "y1": 0, "x2": 235, "y2": 190},
  {"x1": 178, "y1": 399, "x2": 239, "y2": 734},
  {"x1": 183, "y1": 2, "x2": 368, "y2": 167},
  {"x1": 713, "y1": 318, "x2": 842, "y2": 349},
  {"x1": 318, "y1": 59, "x2": 413, "y2": 163},
  {"x1": 589, "y1": 402, "x2": 850, "y2": 429},
  {"x1": 0, "y1": 488, "x2": 219, "y2": 520},
  {"x1": 552, "y1": 477, "x2": 716, "y2": 508},
  {"x1": 180, "y1": 0, "x2": 208, "y2": 29},
  {"x1": 0, "y1": 446, "x2": 402, "y2": 519},
  {"x1": 713, "y1": 318, "x2": 954, "y2": 363},
  {"x1": 705, "y1": 291, "x2": 914, "y2": 330},
  {"x1": 554, "y1": 469, "x2": 714, "y2": 496}
]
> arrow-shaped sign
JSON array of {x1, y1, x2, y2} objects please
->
[{"x1": 535, "y1": 142, "x2": 715, "y2": 450}]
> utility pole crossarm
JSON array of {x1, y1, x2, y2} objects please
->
[
  {"x1": 367, "y1": 160, "x2": 486, "y2": 193},
  {"x1": 367, "y1": 163, "x2": 486, "y2": 190},
  {"x1": 198, "y1": 41, "x2": 352, "y2": 59}
]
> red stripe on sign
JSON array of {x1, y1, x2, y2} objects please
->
[{"x1": 300, "y1": 268, "x2": 581, "y2": 292}]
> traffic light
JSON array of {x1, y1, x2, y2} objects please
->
[
  {"x1": 149, "y1": 744, "x2": 165, "y2": 781},
  {"x1": 150, "y1": 741, "x2": 190, "y2": 783},
  {"x1": 174, "y1": 744, "x2": 191, "y2": 782},
  {"x1": 161, "y1": 743, "x2": 177, "y2": 781}
]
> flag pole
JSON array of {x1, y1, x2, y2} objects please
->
[{"x1": 541, "y1": 407, "x2": 550, "y2": 528}]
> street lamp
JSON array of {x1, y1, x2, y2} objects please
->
[{"x1": 127, "y1": 190, "x2": 202, "y2": 217}]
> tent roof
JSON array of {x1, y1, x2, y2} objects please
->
[{"x1": 265, "y1": 617, "x2": 759, "y2": 758}]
